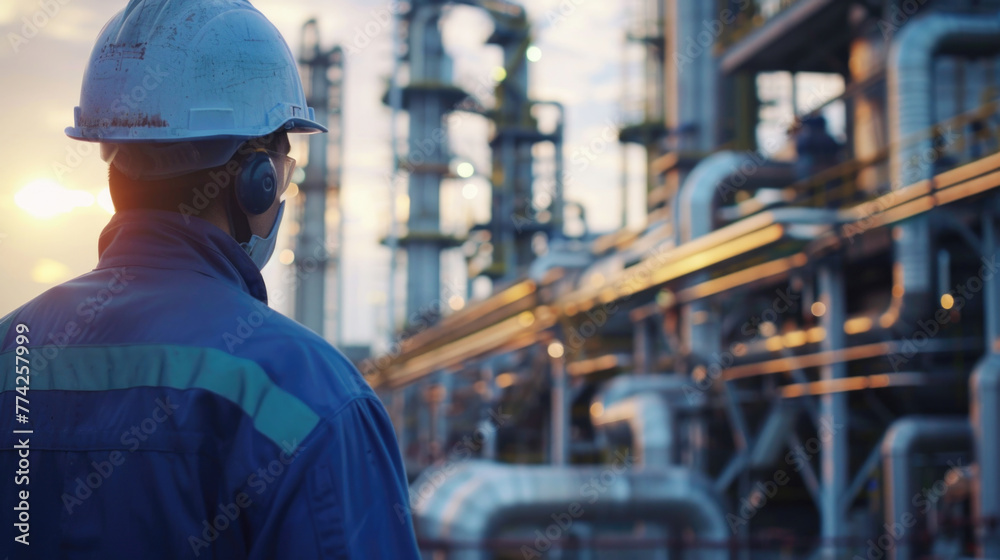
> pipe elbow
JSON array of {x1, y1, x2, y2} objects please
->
[
  {"x1": 890, "y1": 12, "x2": 1000, "y2": 71},
  {"x1": 676, "y1": 151, "x2": 744, "y2": 244},
  {"x1": 971, "y1": 353, "x2": 1000, "y2": 393},
  {"x1": 412, "y1": 462, "x2": 731, "y2": 554},
  {"x1": 882, "y1": 416, "x2": 972, "y2": 463}
]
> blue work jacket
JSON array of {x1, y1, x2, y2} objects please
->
[{"x1": 0, "y1": 209, "x2": 420, "y2": 559}]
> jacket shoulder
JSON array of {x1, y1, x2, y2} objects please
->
[{"x1": 230, "y1": 306, "x2": 378, "y2": 418}]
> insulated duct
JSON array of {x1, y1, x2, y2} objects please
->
[
  {"x1": 674, "y1": 151, "x2": 795, "y2": 245},
  {"x1": 666, "y1": 0, "x2": 719, "y2": 154},
  {"x1": 411, "y1": 460, "x2": 731, "y2": 560},
  {"x1": 592, "y1": 374, "x2": 706, "y2": 469},
  {"x1": 885, "y1": 12, "x2": 1000, "y2": 334},
  {"x1": 595, "y1": 373, "x2": 704, "y2": 409},
  {"x1": 402, "y1": 1, "x2": 450, "y2": 319},
  {"x1": 881, "y1": 416, "x2": 973, "y2": 560},
  {"x1": 971, "y1": 353, "x2": 1000, "y2": 558},
  {"x1": 886, "y1": 18, "x2": 1000, "y2": 556},
  {"x1": 591, "y1": 393, "x2": 673, "y2": 467}
]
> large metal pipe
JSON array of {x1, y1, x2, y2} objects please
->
[
  {"x1": 403, "y1": 2, "x2": 450, "y2": 319},
  {"x1": 674, "y1": 151, "x2": 795, "y2": 245},
  {"x1": 819, "y1": 262, "x2": 849, "y2": 558},
  {"x1": 886, "y1": 12, "x2": 1000, "y2": 335},
  {"x1": 971, "y1": 354, "x2": 1000, "y2": 558},
  {"x1": 593, "y1": 374, "x2": 706, "y2": 469},
  {"x1": 550, "y1": 352, "x2": 569, "y2": 465},
  {"x1": 837, "y1": 10, "x2": 1000, "y2": 340},
  {"x1": 888, "y1": 17, "x2": 1000, "y2": 559},
  {"x1": 665, "y1": 0, "x2": 718, "y2": 154},
  {"x1": 412, "y1": 460, "x2": 731, "y2": 560},
  {"x1": 675, "y1": 151, "x2": 744, "y2": 245},
  {"x1": 592, "y1": 393, "x2": 673, "y2": 467},
  {"x1": 595, "y1": 373, "x2": 703, "y2": 408},
  {"x1": 881, "y1": 416, "x2": 972, "y2": 560}
]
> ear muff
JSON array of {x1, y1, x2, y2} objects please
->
[{"x1": 235, "y1": 150, "x2": 278, "y2": 215}]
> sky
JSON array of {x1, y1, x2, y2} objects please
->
[{"x1": 0, "y1": 0, "x2": 646, "y2": 349}]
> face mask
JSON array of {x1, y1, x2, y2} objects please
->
[{"x1": 241, "y1": 200, "x2": 285, "y2": 270}]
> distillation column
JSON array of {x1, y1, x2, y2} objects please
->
[
  {"x1": 295, "y1": 21, "x2": 344, "y2": 341},
  {"x1": 400, "y1": 0, "x2": 460, "y2": 319}
]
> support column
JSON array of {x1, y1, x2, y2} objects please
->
[
  {"x1": 416, "y1": 379, "x2": 432, "y2": 467},
  {"x1": 402, "y1": 3, "x2": 452, "y2": 319},
  {"x1": 819, "y1": 261, "x2": 848, "y2": 559},
  {"x1": 295, "y1": 21, "x2": 341, "y2": 337},
  {"x1": 550, "y1": 344, "x2": 569, "y2": 465},
  {"x1": 480, "y1": 364, "x2": 498, "y2": 460},
  {"x1": 973, "y1": 209, "x2": 1000, "y2": 558}
]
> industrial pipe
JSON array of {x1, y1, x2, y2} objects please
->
[
  {"x1": 674, "y1": 151, "x2": 794, "y2": 245},
  {"x1": 889, "y1": 17, "x2": 1000, "y2": 556},
  {"x1": 550, "y1": 351, "x2": 569, "y2": 465},
  {"x1": 411, "y1": 460, "x2": 731, "y2": 560},
  {"x1": 593, "y1": 374, "x2": 706, "y2": 469},
  {"x1": 971, "y1": 353, "x2": 1000, "y2": 558},
  {"x1": 881, "y1": 416, "x2": 972, "y2": 560},
  {"x1": 591, "y1": 393, "x2": 673, "y2": 467},
  {"x1": 882, "y1": 12, "x2": 1000, "y2": 337},
  {"x1": 594, "y1": 373, "x2": 703, "y2": 409}
]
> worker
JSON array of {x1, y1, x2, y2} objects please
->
[
  {"x1": 793, "y1": 114, "x2": 842, "y2": 181},
  {"x1": 0, "y1": 0, "x2": 420, "y2": 558}
]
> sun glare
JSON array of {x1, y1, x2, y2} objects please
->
[
  {"x1": 31, "y1": 258, "x2": 71, "y2": 284},
  {"x1": 15, "y1": 179, "x2": 96, "y2": 219},
  {"x1": 97, "y1": 188, "x2": 116, "y2": 215}
]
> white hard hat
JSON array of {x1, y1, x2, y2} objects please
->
[{"x1": 66, "y1": 0, "x2": 326, "y2": 179}]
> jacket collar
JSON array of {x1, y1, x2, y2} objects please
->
[{"x1": 96, "y1": 209, "x2": 268, "y2": 304}]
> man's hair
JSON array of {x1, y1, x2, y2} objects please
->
[{"x1": 107, "y1": 131, "x2": 288, "y2": 218}]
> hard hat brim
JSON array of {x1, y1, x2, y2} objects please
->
[{"x1": 65, "y1": 117, "x2": 327, "y2": 143}]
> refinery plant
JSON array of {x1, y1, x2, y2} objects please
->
[{"x1": 296, "y1": 0, "x2": 1000, "y2": 557}]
